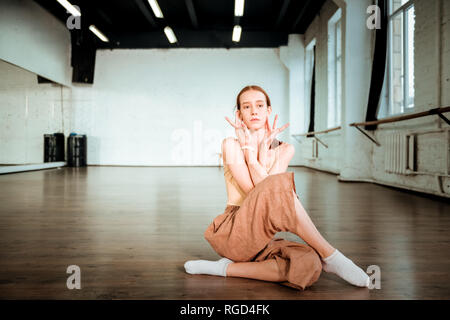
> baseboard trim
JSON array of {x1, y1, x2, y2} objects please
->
[{"x1": 337, "y1": 175, "x2": 450, "y2": 200}]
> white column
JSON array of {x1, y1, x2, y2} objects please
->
[
  {"x1": 339, "y1": 0, "x2": 374, "y2": 180},
  {"x1": 280, "y1": 34, "x2": 306, "y2": 165}
]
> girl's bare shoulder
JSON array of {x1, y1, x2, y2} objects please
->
[
  {"x1": 278, "y1": 142, "x2": 295, "y2": 157},
  {"x1": 222, "y1": 137, "x2": 241, "y2": 154},
  {"x1": 222, "y1": 136, "x2": 240, "y2": 147}
]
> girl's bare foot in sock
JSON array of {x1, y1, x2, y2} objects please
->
[
  {"x1": 321, "y1": 249, "x2": 370, "y2": 287},
  {"x1": 184, "y1": 257, "x2": 234, "y2": 277}
]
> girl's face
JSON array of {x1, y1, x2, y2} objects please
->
[{"x1": 238, "y1": 90, "x2": 272, "y2": 130}]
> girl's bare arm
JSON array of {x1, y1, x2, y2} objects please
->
[
  {"x1": 222, "y1": 137, "x2": 255, "y2": 194},
  {"x1": 267, "y1": 143, "x2": 295, "y2": 175},
  {"x1": 223, "y1": 138, "x2": 295, "y2": 194},
  {"x1": 244, "y1": 148, "x2": 269, "y2": 186},
  {"x1": 245, "y1": 143, "x2": 294, "y2": 184}
]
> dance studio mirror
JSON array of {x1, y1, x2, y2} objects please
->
[{"x1": 0, "y1": 59, "x2": 70, "y2": 173}]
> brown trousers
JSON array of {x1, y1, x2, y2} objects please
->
[{"x1": 204, "y1": 171, "x2": 322, "y2": 290}]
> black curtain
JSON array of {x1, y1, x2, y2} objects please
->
[
  {"x1": 365, "y1": 0, "x2": 388, "y2": 130},
  {"x1": 307, "y1": 45, "x2": 316, "y2": 137}
]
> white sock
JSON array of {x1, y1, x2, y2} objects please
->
[
  {"x1": 184, "y1": 257, "x2": 234, "y2": 277},
  {"x1": 322, "y1": 249, "x2": 370, "y2": 287}
]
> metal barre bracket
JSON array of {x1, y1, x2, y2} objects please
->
[
  {"x1": 314, "y1": 136, "x2": 328, "y2": 148},
  {"x1": 353, "y1": 125, "x2": 381, "y2": 146}
]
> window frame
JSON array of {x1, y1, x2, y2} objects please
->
[
  {"x1": 386, "y1": 0, "x2": 415, "y2": 116},
  {"x1": 327, "y1": 8, "x2": 342, "y2": 129},
  {"x1": 334, "y1": 17, "x2": 342, "y2": 127}
]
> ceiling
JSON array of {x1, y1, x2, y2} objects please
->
[{"x1": 34, "y1": 0, "x2": 326, "y2": 49}]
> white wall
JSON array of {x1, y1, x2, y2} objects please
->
[
  {"x1": 0, "y1": 0, "x2": 72, "y2": 86},
  {"x1": 280, "y1": 34, "x2": 307, "y2": 165},
  {"x1": 70, "y1": 48, "x2": 289, "y2": 165},
  {"x1": 0, "y1": 59, "x2": 72, "y2": 164}
]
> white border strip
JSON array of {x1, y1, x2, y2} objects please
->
[{"x1": 0, "y1": 162, "x2": 66, "y2": 174}]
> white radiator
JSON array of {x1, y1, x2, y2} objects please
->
[{"x1": 384, "y1": 133, "x2": 415, "y2": 174}]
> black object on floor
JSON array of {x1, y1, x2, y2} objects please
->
[
  {"x1": 68, "y1": 135, "x2": 87, "y2": 167},
  {"x1": 44, "y1": 133, "x2": 65, "y2": 162}
]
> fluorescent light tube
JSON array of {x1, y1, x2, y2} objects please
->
[
  {"x1": 148, "y1": 0, "x2": 164, "y2": 18},
  {"x1": 56, "y1": 0, "x2": 81, "y2": 17},
  {"x1": 232, "y1": 25, "x2": 242, "y2": 42},
  {"x1": 235, "y1": 0, "x2": 245, "y2": 16},
  {"x1": 164, "y1": 26, "x2": 177, "y2": 43},
  {"x1": 89, "y1": 25, "x2": 109, "y2": 42}
]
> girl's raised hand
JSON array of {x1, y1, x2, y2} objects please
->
[
  {"x1": 262, "y1": 114, "x2": 289, "y2": 148},
  {"x1": 225, "y1": 111, "x2": 246, "y2": 147},
  {"x1": 225, "y1": 111, "x2": 259, "y2": 157}
]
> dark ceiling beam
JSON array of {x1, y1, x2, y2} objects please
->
[
  {"x1": 69, "y1": 1, "x2": 116, "y2": 47},
  {"x1": 96, "y1": 29, "x2": 289, "y2": 49},
  {"x1": 96, "y1": 8, "x2": 113, "y2": 27},
  {"x1": 291, "y1": 0, "x2": 313, "y2": 32},
  {"x1": 185, "y1": 0, "x2": 199, "y2": 29},
  {"x1": 134, "y1": 0, "x2": 157, "y2": 28},
  {"x1": 275, "y1": 0, "x2": 291, "y2": 29}
]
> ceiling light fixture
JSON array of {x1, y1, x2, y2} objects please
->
[
  {"x1": 164, "y1": 26, "x2": 177, "y2": 44},
  {"x1": 234, "y1": 0, "x2": 245, "y2": 17},
  {"x1": 232, "y1": 25, "x2": 242, "y2": 42},
  {"x1": 56, "y1": 0, "x2": 81, "y2": 17},
  {"x1": 89, "y1": 25, "x2": 109, "y2": 42},
  {"x1": 148, "y1": 0, "x2": 164, "y2": 18}
]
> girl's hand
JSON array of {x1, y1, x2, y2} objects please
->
[
  {"x1": 241, "y1": 123, "x2": 259, "y2": 164},
  {"x1": 225, "y1": 111, "x2": 247, "y2": 147},
  {"x1": 258, "y1": 118, "x2": 270, "y2": 169},
  {"x1": 259, "y1": 114, "x2": 289, "y2": 157},
  {"x1": 225, "y1": 112, "x2": 259, "y2": 163}
]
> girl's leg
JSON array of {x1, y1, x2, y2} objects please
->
[
  {"x1": 289, "y1": 191, "x2": 369, "y2": 287},
  {"x1": 224, "y1": 192, "x2": 334, "y2": 283},
  {"x1": 185, "y1": 257, "x2": 286, "y2": 283},
  {"x1": 290, "y1": 190, "x2": 336, "y2": 259},
  {"x1": 226, "y1": 259, "x2": 286, "y2": 282},
  {"x1": 188, "y1": 185, "x2": 369, "y2": 287}
]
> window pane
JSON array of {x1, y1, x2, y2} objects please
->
[
  {"x1": 327, "y1": 14, "x2": 341, "y2": 128},
  {"x1": 406, "y1": 6, "x2": 415, "y2": 109},
  {"x1": 390, "y1": 12, "x2": 404, "y2": 114}
]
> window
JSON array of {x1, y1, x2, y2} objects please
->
[
  {"x1": 387, "y1": 0, "x2": 415, "y2": 115},
  {"x1": 304, "y1": 38, "x2": 316, "y2": 132},
  {"x1": 327, "y1": 8, "x2": 342, "y2": 128}
]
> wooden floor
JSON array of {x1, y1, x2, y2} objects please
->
[{"x1": 0, "y1": 166, "x2": 449, "y2": 299}]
